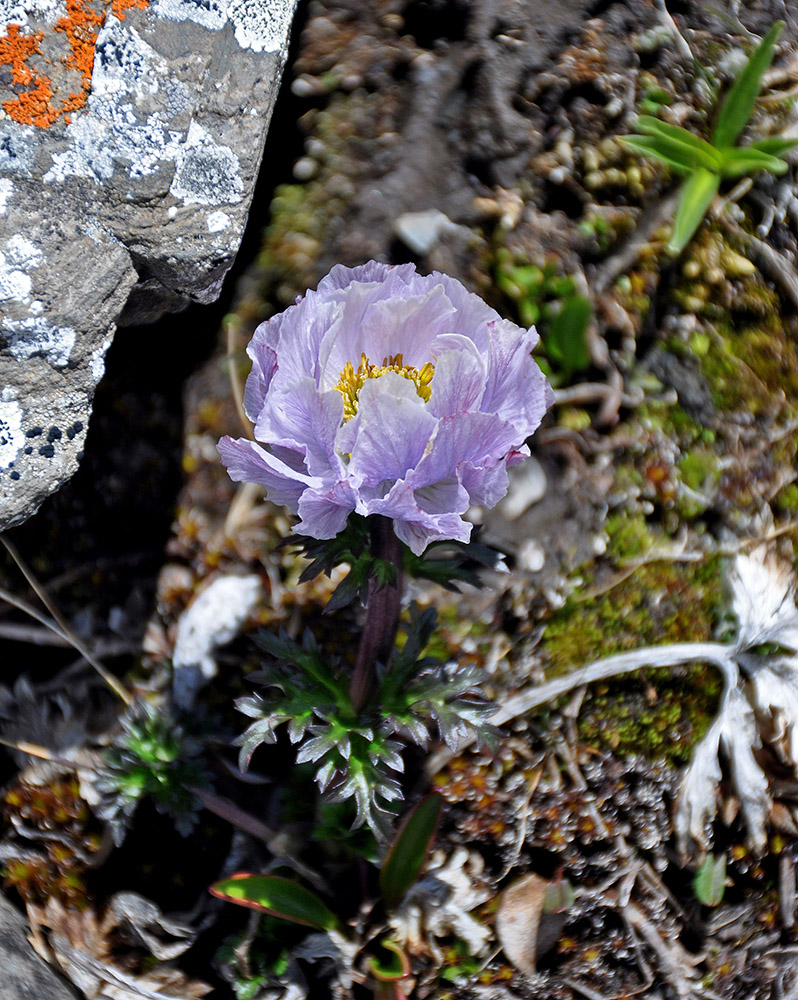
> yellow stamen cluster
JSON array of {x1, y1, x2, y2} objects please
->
[{"x1": 334, "y1": 352, "x2": 435, "y2": 421}]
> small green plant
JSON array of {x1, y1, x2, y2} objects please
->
[
  {"x1": 693, "y1": 852, "x2": 727, "y2": 907},
  {"x1": 494, "y1": 250, "x2": 592, "y2": 382},
  {"x1": 624, "y1": 21, "x2": 798, "y2": 255},
  {"x1": 96, "y1": 703, "x2": 211, "y2": 845},
  {"x1": 211, "y1": 793, "x2": 443, "y2": 999},
  {"x1": 237, "y1": 604, "x2": 495, "y2": 840}
]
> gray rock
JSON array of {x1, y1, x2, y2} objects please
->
[
  {"x1": 0, "y1": 0, "x2": 297, "y2": 528},
  {"x1": 0, "y1": 893, "x2": 78, "y2": 999}
]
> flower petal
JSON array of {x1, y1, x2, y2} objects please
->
[
  {"x1": 218, "y1": 436, "x2": 317, "y2": 509},
  {"x1": 427, "y1": 334, "x2": 487, "y2": 417},
  {"x1": 480, "y1": 319, "x2": 553, "y2": 430},
  {"x1": 296, "y1": 481, "x2": 358, "y2": 538},
  {"x1": 319, "y1": 284, "x2": 456, "y2": 387},
  {"x1": 344, "y1": 374, "x2": 438, "y2": 493},
  {"x1": 255, "y1": 378, "x2": 344, "y2": 480},
  {"x1": 367, "y1": 480, "x2": 471, "y2": 555}
]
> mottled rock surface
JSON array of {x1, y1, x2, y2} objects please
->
[
  {"x1": 0, "y1": 0, "x2": 297, "y2": 528},
  {"x1": 0, "y1": 894, "x2": 78, "y2": 999}
]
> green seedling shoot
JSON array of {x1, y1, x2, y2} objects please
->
[{"x1": 624, "y1": 22, "x2": 798, "y2": 254}]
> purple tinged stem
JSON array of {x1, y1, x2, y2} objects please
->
[{"x1": 349, "y1": 516, "x2": 404, "y2": 714}]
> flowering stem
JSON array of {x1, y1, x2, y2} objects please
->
[{"x1": 349, "y1": 517, "x2": 403, "y2": 714}]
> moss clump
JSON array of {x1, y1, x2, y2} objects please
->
[
  {"x1": 576, "y1": 663, "x2": 721, "y2": 764},
  {"x1": 541, "y1": 558, "x2": 724, "y2": 762},
  {"x1": 700, "y1": 317, "x2": 798, "y2": 417},
  {"x1": 604, "y1": 512, "x2": 655, "y2": 561}
]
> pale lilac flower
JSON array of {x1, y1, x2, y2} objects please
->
[{"x1": 219, "y1": 262, "x2": 552, "y2": 554}]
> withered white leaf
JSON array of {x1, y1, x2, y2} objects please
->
[
  {"x1": 729, "y1": 548, "x2": 798, "y2": 653},
  {"x1": 674, "y1": 714, "x2": 722, "y2": 854},
  {"x1": 749, "y1": 660, "x2": 798, "y2": 764},
  {"x1": 719, "y1": 688, "x2": 769, "y2": 852}
]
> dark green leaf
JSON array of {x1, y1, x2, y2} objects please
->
[
  {"x1": 380, "y1": 793, "x2": 442, "y2": 911},
  {"x1": 668, "y1": 169, "x2": 721, "y2": 255},
  {"x1": 209, "y1": 874, "x2": 341, "y2": 930},
  {"x1": 545, "y1": 294, "x2": 592, "y2": 376},
  {"x1": 693, "y1": 853, "x2": 727, "y2": 907},
  {"x1": 719, "y1": 145, "x2": 790, "y2": 177},
  {"x1": 635, "y1": 115, "x2": 722, "y2": 170},
  {"x1": 748, "y1": 136, "x2": 798, "y2": 157},
  {"x1": 713, "y1": 21, "x2": 784, "y2": 148}
]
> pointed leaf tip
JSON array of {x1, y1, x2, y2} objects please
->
[
  {"x1": 380, "y1": 793, "x2": 442, "y2": 911},
  {"x1": 712, "y1": 21, "x2": 784, "y2": 149},
  {"x1": 209, "y1": 873, "x2": 341, "y2": 930}
]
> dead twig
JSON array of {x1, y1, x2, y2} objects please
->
[
  {"x1": 781, "y1": 852, "x2": 796, "y2": 930},
  {"x1": 591, "y1": 191, "x2": 679, "y2": 295},
  {"x1": 717, "y1": 211, "x2": 798, "y2": 312},
  {"x1": 622, "y1": 902, "x2": 700, "y2": 1000},
  {"x1": 0, "y1": 537, "x2": 131, "y2": 705}
]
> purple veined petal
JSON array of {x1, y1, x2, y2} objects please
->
[
  {"x1": 296, "y1": 481, "x2": 358, "y2": 538},
  {"x1": 344, "y1": 374, "x2": 438, "y2": 493},
  {"x1": 427, "y1": 333, "x2": 487, "y2": 417},
  {"x1": 243, "y1": 338, "x2": 278, "y2": 422},
  {"x1": 480, "y1": 318, "x2": 553, "y2": 431},
  {"x1": 316, "y1": 261, "x2": 416, "y2": 292},
  {"x1": 411, "y1": 411, "x2": 522, "y2": 490},
  {"x1": 459, "y1": 460, "x2": 510, "y2": 508},
  {"x1": 414, "y1": 476, "x2": 470, "y2": 516},
  {"x1": 218, "y1": 436, "x2": 319, "y2": 509},
  {"x1": 428, "y1": 271, "x2": 501, "y2": 352},
  {"x1": 267, "y1": 296, "x2": 345, "y2": 390},
  {"x1": 254, "y1": 378, "x2": 344, "y2": 480}
]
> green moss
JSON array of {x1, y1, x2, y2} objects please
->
[
  {"x1": 679, "y1": 448, "x2": 720, "y2": 492},
  {"x1": 541, "y1": 558, "x2": 724, "y2": 762},
  {"x1": 604, "y1": 513, "x2": 655, "y2": 560},
  {"x1": 699, "y1": 316, "x2": 798, "y2": 416}
]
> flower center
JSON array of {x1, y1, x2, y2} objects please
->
[{"x1": 334, "y1": 352, "x2": 435, "y2": 421}]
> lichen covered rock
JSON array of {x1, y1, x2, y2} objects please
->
[{"x1": 0, "y1": 0, "x2": 297, "y2": 527}]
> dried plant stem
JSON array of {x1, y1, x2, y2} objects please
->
[
  {"x1": 427, "y1": 641, "x2": 736, "y2": 774},
  {"x1": 0, "y1": 536, "x2": 131, "y2": 706},
  {"x1": 349, "y1": 517, "x2": 403, "y2": 714}
]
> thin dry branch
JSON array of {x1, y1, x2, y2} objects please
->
[{"x1": 0, "y1": 536, "x2": 131, "y2": 705}]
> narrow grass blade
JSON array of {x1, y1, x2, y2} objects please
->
[
  {"x1": 622, "y1": 136, "x2": 700, "y2": 174},
  {"x1": 748, "y1": 136, "x2": 798, "y2": 157},
  {"x1": 636, "y1": 115, "x2": 722, "y2": 170},
  {"x1": 712, "y1": 21, "x2": 784, "y2": 148},
  {"x1": 668, "y1": 169, "x2": 721, "y2": 255},
  {"x1": 719, "y1": 146, "x2": 789, "y2": 177}
]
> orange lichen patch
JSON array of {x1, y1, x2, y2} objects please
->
[
  {"x1": 0, "y1": 24, "x2": 44, "y2": 86},
  {"x1": 0, "y1": 0, "x2": 150, "y2": 129},
  {"x1": 112, "y1": 0, "x2": 149, "y2": 19},
  {"x1": 57, "y1": 0, "x2": 105, "y2": 90},
  {"x1": 0, "y1": 26, "x2": 62, "y2": 127}
]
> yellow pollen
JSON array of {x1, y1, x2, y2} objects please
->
[{"x1": 334, "y1": 352, "x2": 435, "y2": 420}]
